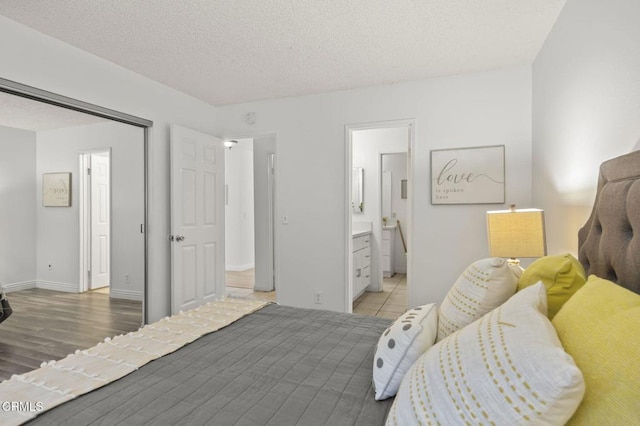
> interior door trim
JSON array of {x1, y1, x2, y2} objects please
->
[
  {"x1": 344, "y1": 119, "x2": 415, "y2": 313},
  {"x1": 0, "y1": 77, "x2": 153, "y2": 325}
]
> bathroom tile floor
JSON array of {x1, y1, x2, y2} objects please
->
[{"x1": 353, "y1": 273, "x2": 407, "y2": 320}]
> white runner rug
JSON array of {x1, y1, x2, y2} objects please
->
[{"x1": 0, "y1": 298, "x2": 269, "y2": 425}]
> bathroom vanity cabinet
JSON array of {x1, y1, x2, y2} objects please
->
[{"x1": 352, "y1": 232, "x2": 371, "y2": 300}]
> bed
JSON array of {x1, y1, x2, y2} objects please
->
[
  {"x1": 2, "y1": 150, "x2": 639, "y2": 425},
  {"x1": 4, "y1": 302, "x2": 393, "y2": 425}
]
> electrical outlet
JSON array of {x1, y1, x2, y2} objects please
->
[
  {"x1": 48, "y1": 263, "x2": 53, "y2": 271},
  {"x1": 314, "y1": 291, "x2": 322, "y2": 304},
  {"x1": 125, "y1": 274, "x2": 130, "y2": 284}
]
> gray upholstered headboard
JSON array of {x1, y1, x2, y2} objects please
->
[{"x1": 578, "y1": 150, "x2": 640, "y2": 295}]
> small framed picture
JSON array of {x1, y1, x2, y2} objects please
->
[{"x1": 43, "y1": 172, "x2": 72, "y2": 207}]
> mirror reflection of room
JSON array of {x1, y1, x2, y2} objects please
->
[
  {"x1": 351, "y1": 127, "x2": 409, "y2": 319},
  {"x1": 0, "y1": 92, "x2": 144, "y2": 381}
]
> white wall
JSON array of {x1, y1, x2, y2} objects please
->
[
  {"x1": 1, "y1": 15, "x2": 533, "y2": 316},
  {"x1": 217, "y1": 65, "x2": 532, "y2": 311},
  {"x1": 353, "y1": 127, "x2": 409, "y2": 290},
  {"x1": 532, "y1": 0, "x2": 640, "y2": 255},
  {"x1": 36, "y1": 121, "x2": 144, "y2": 298},
  {"x1": 0, "y1": 125, "x2": 37, "y2": 289},
  {"x1": 224, "y1": 139, "x2": 255, "y2": 271},
  {"x1": 0, "y1": 16, "x2": 219, "y2": 321},
  {"x1": 382, "y1": 153, "x2": 408, "y2": 273}
]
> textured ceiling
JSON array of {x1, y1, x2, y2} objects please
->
[
  {"x1": 0, "y1": 0, "x2": 565, "y2": 106},
  {"x1": 0, "y1": 91, "x2": 107, "y2": 131}
]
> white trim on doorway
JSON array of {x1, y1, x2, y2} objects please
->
[{"x1": 344, "y1": 119, "x2": 415, "y2": 313}]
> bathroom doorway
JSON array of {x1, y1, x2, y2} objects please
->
[{"x1": 346, "y1": 120, "x2": 414, "y2": 317}]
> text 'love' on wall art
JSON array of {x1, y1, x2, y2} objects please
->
[
  {"x1": 431, "y1": 145, "x2": 504, "y2": 205},
  {"x1": 42, "y1": 172, "x2": 72, "y2": 207}
]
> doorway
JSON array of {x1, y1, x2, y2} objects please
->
[
  {"x1": 79, "y1": 149, "x2": 111, "y2": 293},
  {"x1": 224, "y1": 138, "x2": 256, "y2": 293},
  {"x1": 346, "y1": 120, "x2": 414, "y2": 316},
  {"x1": 223, "y1": 135, "x2": 277, "y2": 303}
]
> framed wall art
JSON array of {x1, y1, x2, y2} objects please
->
[
  {"x1": 42, "y1": 172, "x2": 72, "y2": 207},
  {"x1": 431, "y1": 145, "x2": 505, "y2": 205}
]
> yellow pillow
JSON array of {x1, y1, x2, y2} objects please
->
[
  {"x1": 552, "y1": 275, "x2": 640, "y2": 425},
  {"x1": 518, "y1": 254, "x2": 586, "y2": 319}
]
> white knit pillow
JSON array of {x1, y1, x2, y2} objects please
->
[
  {"x1": 373, "y1": 304, "x2": 438, "y2": 400},
  {"x1": 437, "y1": 257, "x2": 520, "y2": 341},
  {"x1": 387, "y1": 283, "x2": 585, "y2": 426}
]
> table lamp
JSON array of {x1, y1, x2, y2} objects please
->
[{"x1": 486, "y1": 205, "x2": 547, "y2": 266}]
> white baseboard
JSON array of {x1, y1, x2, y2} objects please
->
[
  {"x1": 1, "y1": 281, "x2": 142, "y2": 301},
  {"x1": 225, "y1": 264, "x2": 255, "y2": 272},
  {"x1": 110, "y1": 288, "x2": 143, "y2": 301},
  {"x1": 36, "y1": 280, "x2": 79, "y2": 293},
  {"x1": 2, "y1": 280, "x2": 37, "y2": 292},
  {"x1": 2, "y1": 280, "x2": 77, "y2": 293}
]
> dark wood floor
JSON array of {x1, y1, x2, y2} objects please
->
[{"x1": 0, "y1": 288, "x2": 142, "y2": 382}]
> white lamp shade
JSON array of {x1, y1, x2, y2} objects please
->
[{"x1": 486, "y1": 208, "x2": 547, "y2": 258}]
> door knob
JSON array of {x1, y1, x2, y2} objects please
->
[{"x1": 176, "y1": 235, "x2": 185, "y2": 242}]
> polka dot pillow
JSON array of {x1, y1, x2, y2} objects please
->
[{"x1": 373, "y1": 304, "x2": 438, "y2": 400}]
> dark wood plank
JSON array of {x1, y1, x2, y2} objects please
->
[{"x1": 0, "y1": 288, "x2": 142, "y2": 381}]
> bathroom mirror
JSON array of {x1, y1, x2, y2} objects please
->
[{"x1": 352, "y1": 167, "x2": 364, "y2": 213}]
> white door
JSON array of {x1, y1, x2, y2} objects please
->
[
  {"x1": 90, "y1": 152, "x2": 110, "y2": 289},
  {"x1": 170, "y1": 124, "x2": 225, "y2": 314}
]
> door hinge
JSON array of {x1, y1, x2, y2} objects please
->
[
  {"x1": 88, "y1": 270, "x2": 92, "y2": 278},
  {"x1": 87, "y1": 167, "x2": 91, "y2": 175},
  {"x1": 140, "y1": 224, "x2": 145, "y2": 234}
]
